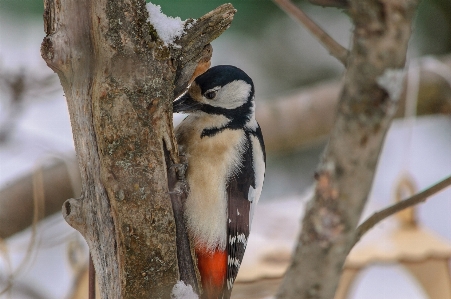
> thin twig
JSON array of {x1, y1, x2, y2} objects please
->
[
  {"x1": 0, "y1": 167, "x2": 45, "y2": 296},
  {"x1": 354, "y1": 175, "x2": 451, "y2": 245},
  {"x1": 272, "y1": 0, "x2": 349, "y2": 65},
  {"x1": 89, "y1": 253, "x2": 95, "y2": 299},
  {"x1": 308, "y1": 0, "x2": 349, "y2": 8}
]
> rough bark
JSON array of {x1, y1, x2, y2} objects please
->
[
  {"x1": 276, "y1": 0, "x2": 419, "y2": 298},
  {"x1": 40, "y1": 1, "x2": 235, "y2": 298}
]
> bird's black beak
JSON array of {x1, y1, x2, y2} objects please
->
[{"x1": 173, "y1": 93, "x2": 202, "y2": 113}]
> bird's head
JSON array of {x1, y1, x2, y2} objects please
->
[{"x1": 173, "y1": 65, "x2": 255, "y2": 119}]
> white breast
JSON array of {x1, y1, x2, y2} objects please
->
[{"x1": 176, "y1": 114, "x2": 247, "y2": 251}]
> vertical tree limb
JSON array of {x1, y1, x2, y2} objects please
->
[
  {"x1": 41, "y1": 1, "x2": 235, "y2": 298},
  {"x1": 276, "y1": 0, "x2": 419, "y2": 298}
]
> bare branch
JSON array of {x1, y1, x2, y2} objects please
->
[
  {"x1": 354, "y1": 175, "x2": 451, "y2": 244},
  {"x1": 308, "y1": 0, "x2": 349, "y2": 8},
  {"x1": 272, "y1": 0, "x2": 349, "y2": 65},
  {"x1": 0, "y1": 159, "x2": 80, "y2": 239},
  {"x1": 0, "y1": 68, "x2": 59, "y2": 143}
]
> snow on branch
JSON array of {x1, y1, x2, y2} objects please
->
[{"x1": 146, "y1": 3, "x2": 188, "y2": 47}]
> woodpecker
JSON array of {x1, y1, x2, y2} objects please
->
[{"x1": 173, "y1": 65, "x2": 266, "y2": 299}]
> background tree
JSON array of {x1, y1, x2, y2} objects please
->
[{"x1": 273, "y1": 0, "x2": 421, "y2": 298}]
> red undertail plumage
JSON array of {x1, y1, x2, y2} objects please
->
[{"x1": 195, "y1": 245, "x2": 227, "y2": 299}]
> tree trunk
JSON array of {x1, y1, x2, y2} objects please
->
[
  {"x1": 276, "y1": 0, "x2": 419, "y2": 298},
  {"x1": 40, "y1": 1, "x2": 235, "y2": 298}
]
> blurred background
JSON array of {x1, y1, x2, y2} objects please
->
[{"x1": 0, "y1": 0, "x2": 451, "y2": 298}]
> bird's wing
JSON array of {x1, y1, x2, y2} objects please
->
[{"x1": 224, "y1": 130, "x2": 264, "y2": 298}]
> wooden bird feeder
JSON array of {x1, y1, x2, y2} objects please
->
[{"x1": 335, "y1": 175, "x2": 451, "y2": 299}]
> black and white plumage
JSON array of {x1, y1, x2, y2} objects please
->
[{"x1": 173, "y1": 65, "x2": 265, "y2": 299}]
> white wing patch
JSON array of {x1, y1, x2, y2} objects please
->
[
  {"x1": 248, "y1": 134, "x2": 265, "y2": 230},
  {"x1": 248, "y1": 186, "x2": 256, "y2": 202}
]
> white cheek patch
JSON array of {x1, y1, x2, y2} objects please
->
[{"x1": 209, "y1": 80, "x2": 251, "y2": 109}]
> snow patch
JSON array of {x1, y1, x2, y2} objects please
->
[
  {"x1": 146, "y1": 2, "x2": 187, "y2": 47},
  {"x1": 377, "y1": 68, "x2": 405, "y2": 101},
  {"x1": 171, "y1": 281, "x2": 198, "y2": 299}
]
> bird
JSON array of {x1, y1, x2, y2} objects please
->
[{"x1": 173, "y1": 65, "x2": 266, "y2": 299}]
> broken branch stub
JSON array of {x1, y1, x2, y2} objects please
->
[
  {"x1": 172, "y1": 3, "x2": 236, "y2": 96},
  {"x1": 41, "y1": 0, "x2": 235, "y2": 298}
]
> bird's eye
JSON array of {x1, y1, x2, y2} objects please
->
[{"x1": 204, "y1": 91, "x2": 217, "y2": 100}]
